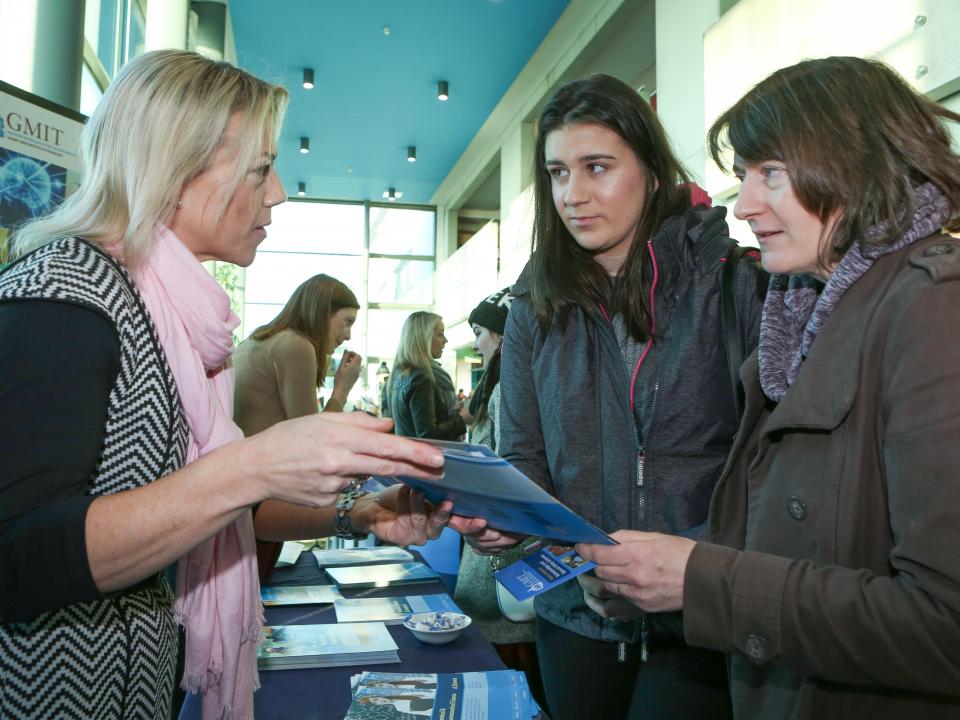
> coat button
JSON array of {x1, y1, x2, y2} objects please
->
[
  {"x1": 787, "y1": 496, "x2": 807, "y2": 520},
  {"x1": 923, "y1": 243, "x2": 953, "y2": 257},
  {"x1": 744, "y1": 633, "x2": 768, "y2": 663}
]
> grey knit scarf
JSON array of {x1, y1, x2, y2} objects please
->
[{"x1": 758, "y1": 182, "x2": 951, "y2": 401}]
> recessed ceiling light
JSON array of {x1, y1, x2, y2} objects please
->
[
  {"x1": 382, "y1": 187, "x2": 403, "y2": 202},
  {"x1": 297, "y1": 181, "x2": 306, "y2": 197},
  {"x1": 383, "y1": 25, "x2": 390, "y2": 36},
  {"x1": 300, "y1": 137, "x2": 310, "y2": 154},
  {"x1": 437, "y1": 80, "x2": 449, "y2": 102},
  {"x1": 302, "y1": 68, "x2": 314, "y2": 90},
  {"x1": 407, "y1": 146, "x2": 416, "y2": 163}
]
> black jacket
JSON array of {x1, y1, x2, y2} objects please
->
[
  {"x1": 390, "y1": 365, "x2": 466, "y2": 440},
  {"x1": 499, "y1": 206, "x2": 765, "y2": 642}
]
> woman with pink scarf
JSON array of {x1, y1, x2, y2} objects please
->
[{"x1": 0, "y1": 50, "x2": 447, "y2": 720}]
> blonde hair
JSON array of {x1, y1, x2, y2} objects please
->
[
  {"x1": 251, "y1": 274, "x2": 359, "y2": 385},
  {"x1": 388, "y1": 311, "x2": 441, "y2": 397},
  {"x1": 13, "y1": 49, "x2": 288, "y2": 268}
]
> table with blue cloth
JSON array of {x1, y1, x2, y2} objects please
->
[{"x1": 178, "y1": 548, "x2": 504, "y2": 720}]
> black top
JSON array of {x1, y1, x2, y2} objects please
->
[
  {"x1": 0, "y1": 300, "x2": 120, "y2": 621},
  {"x1": 389, "y1": 366, "x2": 466, "y2": 440}
]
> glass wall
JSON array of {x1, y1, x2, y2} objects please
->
[{"x1": 242, "y1": 199, "x2": 437, "y2": 411}]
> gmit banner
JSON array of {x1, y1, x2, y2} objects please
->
[{"x1": 3, "y1": 112, "x2": 65, "y2": 147}]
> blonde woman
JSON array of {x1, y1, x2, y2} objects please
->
[
  {"x1": 388, "y1": 311, "x2": 469, "y2": 440},
  {"x1": 0, "y1": 50, "x2": 446, "y2": 720}
]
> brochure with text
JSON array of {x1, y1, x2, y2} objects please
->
[
  {"x1": 494, "y1": 545, "x2": 596, "y2": 601},
  {"x1": 260, "y1": 584, "x2": 343, "y2": 607},
  {"x1": 334, "y1": 593, "x2": 462, "y2": 624},
  {"x1": 374, "y1": 441, "x2": 615, "y2": 546},
  {"x1": 256, "y1": 622, "x2": 399, "y2": 670},
  {"x1": 344, "y1": 670, "x2": 543, "y2": 720},
  {"x1": 311, "y1": 545, "x2": 414, "y2": 568},
  {"x1": 326, "y1": 561, "x2": 440, "y2": 589}
]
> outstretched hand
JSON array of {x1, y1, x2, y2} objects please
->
[
  {"x1": 245, "y1": 412, "x2": 444, "y2": 507},
  {"x1": 354, "y1": 484, "x2": 453, "y2": 547},
  {"x1": 575, "y1": 530, "x2": 696, "y2": 614},
  {"x1": 447, "y1": 514, "x2": 524, "y2": 555}
]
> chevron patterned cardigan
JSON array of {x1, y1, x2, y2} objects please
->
[{"x1": 0, "y1": 237, "x2": 189, "y2": 720}]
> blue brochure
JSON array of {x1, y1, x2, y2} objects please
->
[
  {"x1": 345, "y1": 669, "x2": 543, "y2": 720},
  {"x1": 493, "y1": 544, "x2": 596, "y2": 601},
  {"x1": 375, "y1": 440, "x2": 615, "y2": 546}
]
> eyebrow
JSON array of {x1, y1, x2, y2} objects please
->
[{"x1": 545, "y1": 152, "x2": 617, "y2": 165}]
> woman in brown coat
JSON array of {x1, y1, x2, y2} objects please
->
[{"x1": 576, "y1": 56, "x2": 960, "y2": 719}]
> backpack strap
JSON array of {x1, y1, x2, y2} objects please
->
[{"x1": 721, "y1": 244, "x2": 753, "y2": 421}]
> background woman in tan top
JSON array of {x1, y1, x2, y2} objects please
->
[
  {"x1": 233, "y1": 273, "x2": 362, "y2": 434},
  {"x1": 234, "y1": 274, "x2": 434, "y2": 581}
]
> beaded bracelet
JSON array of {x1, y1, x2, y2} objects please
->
[{"x1": 335, "y1": 487, "x2": 370, "y2": 540}]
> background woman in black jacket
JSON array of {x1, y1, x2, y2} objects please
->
[{"x1": 388, "y1": 310, "x2": 469, "y2": 439}]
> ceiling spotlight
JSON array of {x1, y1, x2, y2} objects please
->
[
  {"x1": 297, "y1": 181, "x2": 306, "y2": 197},
  {"x1": 300, "y1": 136, "x2": 310, "y2": 154},
  {"x1": 302, "y1": 68, "x2": 314, "y2": 89},
  {"x1": 383, "y1": 25, "x2": 391, "y2": 36},
  {"x1": 407, "y1": 146, "x2": 416, "y2": 163},
  {"x1": 382, "y1": 187, "x2": 403, "y2": 202},
  {"x1": 437, "y1": 80, "x2": 449, "y2": 102}
]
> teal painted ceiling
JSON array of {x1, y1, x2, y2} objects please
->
[{"x1": 230, "y1": 0, "x2": 570, "y2": 205}]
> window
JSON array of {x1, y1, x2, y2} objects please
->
[{"x1": 239, "y1": 200, "x2": 437, "y2": 410}]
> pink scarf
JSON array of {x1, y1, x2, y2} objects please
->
[{"x1": 133, "y1": 225, "x2": 262, "y2": 720}]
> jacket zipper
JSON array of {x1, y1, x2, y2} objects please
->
[{"x1": 599, "y1": 240, "x2": 660, "y2": 665}]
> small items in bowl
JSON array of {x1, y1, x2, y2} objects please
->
[{"x1": 403, "y1": 611, "x2": 472, "y2": 645}]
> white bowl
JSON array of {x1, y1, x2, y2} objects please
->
[{"x1": 402, "y1": 611, "x2": 472, "y2": 645}]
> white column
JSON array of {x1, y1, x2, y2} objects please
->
[
  {"x1": 0, "y1": 0, "x2": 85, "y2": 109},
  {"x1": 655, "y1": 0, "x2": 722, "y2": 184},
  {"x1": 145, "y1": 0, "x2": 189, "y2": 51},
  {"x1": 498, "y1": 121, "x2": 535, "y2": 288}
]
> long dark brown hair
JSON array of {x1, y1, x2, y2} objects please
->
[
  {"x1": 708, "y1": 56, "x2": 960, "y2": 269},
  {"x1": 251, "y1": 274, "x2": 359, "y2": 385},
  {"x1": 530, "y1": 73, "x2": 693, "y2": 341}
]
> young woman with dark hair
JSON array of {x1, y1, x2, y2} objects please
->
[
  {"x1": 579, "y1": 56, "x2": 960, "y2": 719},
  {"x1": 457, "y1": 73, "x2": 766, "y2": 720}
]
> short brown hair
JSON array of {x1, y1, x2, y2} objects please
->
[
  {"x1": 708, "y1": 56, "x2": 960, "y2": 266},
  {"x1": 252, "y1": 274, "x2": 359, "y2": 384}
]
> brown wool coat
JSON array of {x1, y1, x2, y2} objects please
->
[{"x1": 683, "y1": 234, "x2": 960, "y2": 719}]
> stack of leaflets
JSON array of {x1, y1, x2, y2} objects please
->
[
  {"x1": 260, "y1": 584, "x2": 343, "y2": 607},
  {"x1": 326, "y1": 561, "x2": 440, "y2": 589},
  {"x1": 343, "y1": 670, "x2": 543, "y2": 719},
  {"x1": 256, "y1": 622, "x2": 399, "y2": 670},
  {"x1": 334, "y1": 593, "x2": 462, "y2": 625},
  {"x1": 311, "y1": 545, "x2": 414, "y2": 568}
]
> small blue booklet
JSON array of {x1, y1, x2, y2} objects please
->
[
  {"x1": 374, "y1": 440, "x2": 615, "y2": 546},
  {"x1": 493, "y1": 544, "x2": 596, "y2": 601},
  {"x1": 344, "y1": 669, "x2": 543, "y2": 719},
  {"x1": 335, "y1": 593, "x2": 462, "y2": 624}
]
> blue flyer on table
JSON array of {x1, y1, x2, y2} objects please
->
[
  {"x1": 374, "y1": 440, "x2": 615, "y2": 546},
  {"x1": 493, "y1": 544, "x2": 596, "y2": 601}
]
